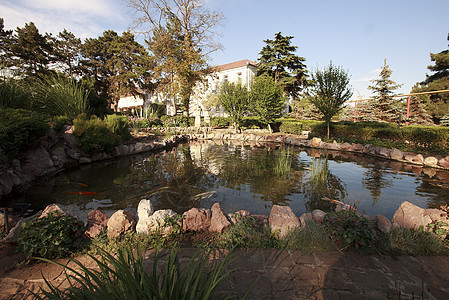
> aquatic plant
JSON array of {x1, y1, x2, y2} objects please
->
[{"x1": 274, "y1": 147, "x2": 292, "y2": 176}]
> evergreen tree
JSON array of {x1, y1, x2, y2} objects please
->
[
  {"x1": 367, "y1": 59, "x2": 402, "y2": 123},
  {"x1": 54, "y1": 29, "x2": 82, "y2": 76},
  {"x1": 406, "y1": 96, "x2": 433, "y2": 125},
  {"x1": 257, "y1": 32, "x2": 308, "y2": 99},
  {"x1": 291, "y1": 96, "x2": 323, "y2": 120},
  {"x1": 0, "y1": 18, "x2": 13, "y2": 69},
  {"x1": 308, "y1": 62, "x2": 353, "y2": 139},
  {"x1": 250, "y1": 75, "x2": 285, "y2": 132},
  {"x1": 412, "y1": 33, "x2": 449, "y2": 122}
]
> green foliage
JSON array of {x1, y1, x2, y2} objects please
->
[
  {"x1": 274, "y1": 147, "x2": 292, "y2": 176},
  {"x1": 257, "y1": 32, "x2": 308, "y2": 99},
  {"x1": 34, "y1": 75, "x2": 90, "y2": 119},
  {"x1": 250, "y1": 75, "x2": 286, "y2": 129},
  {"x1": 73, "y1": 114, "x2": 120, "y2": 154},
  {"x1": 218, "y1": 81, "x2": 250, "y2": 131},
  {"x1": 389, "y1": 227, "x2": 449, "y2": 256},
  {"x1": 104, "y1": 114, "x2": 132, "y2": 141},
  {"x1": 324, "y1": 210, "x2": 375, "y2": 249},
  {"x1": 160, "y1": 115, "x2": 192, "y2": 127},
  {"x1": 211, "y1": 116, "x2": 231, "y2": 128},
  {"x1": 51, "y1": 115, "x2": 73, "y2": 133},
  {"x1": 36, "y1": 244, "x2": 239, "y2": 300},
  {"x1": 440, "y1": 114, "x2": 449, "y2": 126},
  {"x1": 0, "y1": 77, "x2": 32, "y2": 110},
  {"x1": 16, "y1": 212, "x2": 85, "y2": 259},
  {"x1": 280, "y1": 221, "x2": 335, "y2": 254},
  {"x1": 308, "y1": 62, "x2": 353, "y2": 139},
  {"x1": 214, "y1": 216, "x2": 278, "y2": 249},
  {"x1": 0, "y1": 108, "x2": 49, "y2": 160}
]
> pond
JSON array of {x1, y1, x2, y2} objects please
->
[{"x1": 6, "y1": 141, "x2": 449, "y2": 219}]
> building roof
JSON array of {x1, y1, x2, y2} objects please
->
[{"x1": 217, "y1": 59, "x2": 258, "y2": 71}]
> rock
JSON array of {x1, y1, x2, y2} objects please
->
[
  {"x1": 229, "y1": 210, "x2": 250, "y2": 225},
  {"x1": 137, "y1": 209, "x2": 177, "y2": 235},
  {"x1": 182, "y1": 208, "x2": 211, "y2": 232},
  {"x1": 0, "y1": 212, "x2": 16, "y2": 233},
  {"x1": 137, "y1": 199, "x2": 154, "y2": 221},
  {"x1": 423, "y1": 168, "x2": 437, "y2": 178},
  {"x1": 21, "y1": 146, "x2": 55, "y2": 177},
  {"x1": 391, "y1": 201, "x2": 432, "y2": 229},
  {"x1": 340, "y1": 142, "x2": 352, "y2": 151},
  {"x1": 363, "y1": 144, "x2": 374, "y2": 154},
  {"x1": 107, "y1": 210, "x2": 136, "y2": 238},
  {"x1": 3, "y1": 211, "x2": 42, "y2": 242},
  {"x1": 112, "y1": 146, "x2": 121, "y2": 157},
  {"x1": 85, "y1": 210, "x2": 109, "y2": 238},
  {"x1": 209, "y1": 203, "x2": 232, "y2": 233},
  {"x1": 390, "y1": 149, "x2": 404, "y2": 160},
  {"x1": 312, "y1": 210, "x2": 326, "y2": 223},
  {"x1": 375, "y1": 215, "x2": 392, "y2": 233},
  {"x1": 135, "y1": 143, "x2": 145, "y2": 153},
  {"x1": 412, "y1": 154, "x2": 424, "y2": 164},
  {"x1": 63, "y1": 126, "x2": 77, "y2": 149},
  {"x1": 251, "y1": 215, "x2": 269, "y2": 228},
  {"x1": 438, "y1": 157, "x2": 449, "y2": 169},
  {"x1": 379, "y1": 148, "x2": 390, "y2": 158},
  {"x1": 39, "y1": 204, "x2": 67, "y2": 219},
  {"x1": 309, "y1": 137, "x2": 322, "y2": 148},
  {"x1": 404, "y1": 154, "x2": 416, "y2": 163},
  {"x1": 299, "y1": 212, "x2": 313, "y2": 227},
  {"x1": 79, "y1": 157, "x2": 92, "y2": 164},
  {"x1": 118, "y1": 145, "x2": 129, "y2": 156},
  {"x1": 424, "y1": 156, "x2": 438, "y2": 167},
  {"x1": 424, "y1": 208, "x2": 448, "y2": 223},
  {"x1": 269, "y1": 205, "x2": 300, "y2": 238}
]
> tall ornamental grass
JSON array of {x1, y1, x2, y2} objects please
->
[{"x1": 0, "y1": 77, "x2": 32, "y2": 110}]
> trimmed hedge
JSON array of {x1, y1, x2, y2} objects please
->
[{"x1": 0, "y1": 108, "x2": 50, "y2": 161}]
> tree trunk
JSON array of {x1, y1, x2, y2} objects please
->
[{"x1": 327, "y1": 121, "x2": 330, "y2": 140}]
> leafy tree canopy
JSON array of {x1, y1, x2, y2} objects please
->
[
  {"x1": 256, "y1": 32, "x2": 308, "y2": 99},
  {"x1": 218, "y1": 81, "x2": 249, "y2": 131}
]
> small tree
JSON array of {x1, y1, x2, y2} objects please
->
[
  {"x1": 218, "y1": 81, "x2": 249, "y2": 132},
  {"x1": 308, "y1": 62, "x2": 353, "y2": 139},
  {"x1": 250, "y1": 75, "x2": 285, "y2": 132}
]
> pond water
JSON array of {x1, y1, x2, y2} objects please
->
[{"x1": 6, "y1": 141, "x2": 449, "y2": 219}]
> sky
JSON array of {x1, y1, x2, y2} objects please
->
[{"x1": 2, "y1": 0, "x2": 448, "y2": 100}]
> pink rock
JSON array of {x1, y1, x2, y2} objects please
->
[
  {"x1": 390, "y1": 149, "x2": 404, "y2": 160},
  {"x1": 308, "y1": 137, "x2": 322, "y2": 148},
  {"x1": 363, "y1": 144, "x2": 373, "y2": 154},
  {"x1": 340, "y1": 142, "x2": 352, "y2": 151},
  {"x1": 351, "y1": 143, "x2": 364, "y2": 152},
  {"x1": 438, "y1": 157, "x2": 449, "y2": 169},
  {"x1": 424, "y1": 156, "x2": 438, "y2": 167},
  {"x1": 404, "y1": 154, "x2": 415, "y2": 162},
  {"x1": 269, "y1": 205, "x2": 300, "y2": 238},
  {"x1": 252, "y1": 215, "x2": 269, "y2": 227},
  {"x1": 299, "y1": 213, "x2": 313, "y2": 227},
  {"x1": 379, "y1": 148, "x2": 390, "y2": 158},
  {"x1": 424, "y1": 208, "x2": 448, "y2": 223},
  {"x1": 182, "y1": 208, "x2": 211, "y2": 232},
  {"x1": 412, "y1": 154, "x2": 424, "y2": 164},
  {"x1": 107, "y1": 210, "x2": 136, "y2": 238},
  {"x1": 39, "y1": 204, "x2": 67, "y2": 219},
  {"x1": 209, "y1": 203, "x2": 232, "y2": 233},
  {"x1": 391, "y1": 201, "x2": 432, "y2": 229},
  {"x1": 85, "y1": 210, "x2": 109, "y2": 238},
  {"x1": 375, "y1": 215, "x2": 392, "y2": 233},
  {"x1": 229, "y1": 210, "x2": 251, "y2": 225},
  {"x1": 312, "y1": 209, "x2": 326, "y2": 223}
]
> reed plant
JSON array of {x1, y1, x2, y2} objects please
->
[
  {"x1": 274, "y1": 147, "x2": 292, "y2": 176},
  {"x1": 0, "y1": 77, "x2": 31, "y2": 110},
  {"x1": 310, "y1": 157, "x2": 328, "y2": 185},
  {"x1": 35, "y1": 245, "x2": 241, "y2": 300}
]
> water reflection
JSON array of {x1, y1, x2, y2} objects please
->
[{"x1": 9, "y1": 141, "x2": 449, "y2": 219}]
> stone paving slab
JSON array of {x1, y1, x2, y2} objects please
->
[{"x1": 1, "y1": 249, "x2": 449, "y2": 299}]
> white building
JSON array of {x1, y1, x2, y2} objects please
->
[{"x1": 117, "y1": 59, "x2": 258, "y2": 117}]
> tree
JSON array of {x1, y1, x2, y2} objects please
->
[
  {"x1": 367, "y1": 59, "x2": 402, "y2": 122},
  {"x1": 308, "y1": 62, "x2": 353, "y2": 139},
  {"x1": 256, "y1": 32, "x2": 308, "y2": 99},
  {"x1": 412, "y1": 33, "x2": 449, "y2": 122},
  {"x1": 218, "y1": 81, "x2": 249, "y2": 131},
  {"x1": 127, "y1": 0, "x2": 224, "y2": 116},
  {"x1": 0, "y1": 18, "x2": 13, "y2": 69},
  {"x1": 53, "y1": 29, "x2": 82, "y2": 77},
  {"x1": 250, "y1": 75, "x2": 285, "y2": 132}
]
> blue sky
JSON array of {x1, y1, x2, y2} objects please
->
[{"x1": 2, "y1": 0, "x2": 448, "y2": 99}]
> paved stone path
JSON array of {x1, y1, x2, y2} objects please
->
[{"x1": 1, "y1": 248, "x2": 449, "y2": 299}]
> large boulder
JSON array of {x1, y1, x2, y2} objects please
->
[
  {"x1": 85, "y1": 210, "x2": 109, "y2": 238},
  {"x1": 137, "y1": 199, "x2": 154, "y2": 221},
  {"x1": 308, "y1": 137, "x2": 322, "y2": 148},
  {"x1": 269, "y1": 205, "x2": 300, "y2": 238},
  {"x1": 137, "y1": 209, "x2": 177, "y2": 235},
  {"x1": 438, "y1": 156, "x2": 449, "y2": 169},
  {"x1": 209, "y1": 203, "x2": 231, "y2": 233},
  {"x1": 21, "y1": 146, "x2": 55, "y2": 177},
  {"x1": 182, "y1": 208, "x2": 211, "y2": 232},
  {"x1": 107, "y1": 210, "x2": 136, "y2": 238},
  {"x1": 39, "y1": 203, "x2": 68, "y2": 219},
  {"x1": 424, "y1": 156, "x2": 439, "y2": 167},
  {"x1": 390, "y1": 149, "x2": 404, "y2": 161},
  {"x1": 391, "y1": 201, "x2": 436, "y2": 229}
]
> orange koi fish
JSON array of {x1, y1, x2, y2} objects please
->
[{"x1": 66, "y1": 191, "x2": 99, "y2": 195}]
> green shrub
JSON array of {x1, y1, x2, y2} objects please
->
[
  {"x1": 281, "y1": 221, "x2": 335, "y2": 254},
  {"x1": 161, "y1": 115, "x2": 192, "y2": 127},
  {"x1": 0, "y1": 77, "x2": 32, "y2": 110},
  {"x1": 211, "y1": 116, "x2": 231, "y2": 128},
  {"x1": 324, "y1": 210, "x2": 375, "y2": 249},
  {"x1": 104, "y1": 114, "x2": 132, "y2": 141},
  {"x1": 241, "y1": 116, "x2": 265, "y2": 129},
  {"x1": 51, "y1": 115, "x2": 73, "y2": 133},
  {"x1": 36, "y1": 245, "x2": 242, "y2": 299},
  {"x1": 16, "y1": 212, "x2": 85, "y2": 259},
  {"x1": 0, "y1": 108, "x2": 50, "y2": 160},
  {"x1": 73, "y1": 114, "x2": 120, "y2": 154}
]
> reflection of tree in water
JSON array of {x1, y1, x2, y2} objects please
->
[
  {"x1": 416, "y1": 176, "x2": 449, "y2": 209},
  {"x1": 216, "y1": 147, "x2": 305, "y2": 205},
  {"x1": 361, "y1": 166, "x2": 393, "y2": 206},
  {"x1": 301, "y1": 156, "x2": 347, "y2": 212}
]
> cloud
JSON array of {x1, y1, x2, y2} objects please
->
[
  {"x1": 352, "y1": 68, "x2": 381, "y2": 83},
  {"x1": 1, "y1": 0, "x2": 129, "y2": 40}
]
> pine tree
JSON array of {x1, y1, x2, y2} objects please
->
[
  {"x1": 257, "y1": 32, "x2": 308, "y2": 99},
  {"x1": 368, "y1": 59, "x2": 402, "y2": 123},
  {"x1": 406, "y1": 96, "x2": 433, "y2": 125}
]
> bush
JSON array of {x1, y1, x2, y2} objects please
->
[
  {"x1": 0, "y1": 108, "x2": 50, "y2": 161},
  {"x1": 16, "y1": 212, "x2": 85, "y2": 259},
  {"x1": 51, "y1": 115, "x2": 73, "y2": 133},
  {"x1": 211, "y1": 117, "x2": 231, "y2": 128},
  {"x1": 160, "y1": 115, "x2": 192, "y2": 127},
  {"x1": 0, "y1": 78, "x2": 32, "y2": 110},
  {"x1": 73, "y1": 114, "x2": 120, "y2": 154},
  {"x1": 104, "y1": 114, "x2": 132, "y2": 141}
]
